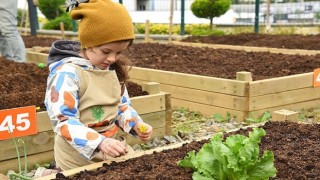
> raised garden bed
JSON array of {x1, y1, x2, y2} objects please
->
[
  {"x1": 127, "y1": 42, "x2": 320, "y2": 121},
  {"x1": 25, "y1": 41, "x2": 320, "y2": 121},
  {"x1": 36, "y1": 121, "x2": 320, "y2": 180},
  {"x1": 0, "y1": 57, "x2": 172, "y2": 174},
  {"x1": 181, "y1": 33, "x2": 320, "y2": 51}
]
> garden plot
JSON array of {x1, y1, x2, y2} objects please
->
[
  {"x1": 25, "y1": 41, "x2": 320, "y2": 121},
  {"x1": 126, "y1": 43, "x2": 320, "y2": 121},
  {"x1": 36, "y1": 121, "x2": 320, "y2": 180}
]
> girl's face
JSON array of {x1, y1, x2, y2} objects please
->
[{"x1": 83, "y1": 41, "x2": 129, "y2": 70}]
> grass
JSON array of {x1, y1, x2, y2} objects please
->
[
  {"x1": 171, "y1": 107, "x2": 320, "y2": 136},
  {"x1": 298, "y1": 107, "x2": 320, "y2": 123}
]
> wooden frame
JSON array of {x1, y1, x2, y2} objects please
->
[
  {"x1": 25, "y1": 44, "x2": 320, "y2": 121},
  {"x1": 0, "y1": 82, "x2": 172, "y2": 174},
  {"x1": 130, "y1": 67, "x2": 320, "y2": 121}
]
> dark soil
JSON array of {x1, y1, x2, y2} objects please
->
[
  {"x1": 54, "y1": 121, "x2": 320, "y2": 180},
  {"x1": 182, "y1": 33, "x2": 320, "y2": 50},
  {"x1": 22, "y1": 35, "x2": 320, "y2": 81},
  {"x1": 22, "y1": 35, "x2": 58, "y2": 48},
  {"x1": 125, "y1": 43, "x2": 320, "y2": 80},
  {"x1": 0, "y1": 57, "x2": 148, "y2": 111}
]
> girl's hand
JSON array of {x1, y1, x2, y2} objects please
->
[
  {"x1": 98, "y1": 138, "x2": 127, "y2": 158},
  {"x1": 133, "y1": 122, "x2": 153, "y2": 142}
]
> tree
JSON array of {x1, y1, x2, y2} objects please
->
[
  {"x1": 38, "y1": 0, "x2": 66, "y2": 20},
  {"x1": 191, "y1": 0, "x2": 231, "y2": 30}
]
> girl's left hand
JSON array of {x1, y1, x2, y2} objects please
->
[{"x1": 133, "y1": 122, "x2": 153, "y2": 142}]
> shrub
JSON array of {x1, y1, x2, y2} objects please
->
[
  {"x1": 42, "y1": 13, "x2": 74, "y2": 31},
  {"x1": 135, "y1": 23, "x2": 225, "y2": 36},
  {"x1": 38, "y1": 0, "x2": 66, "y2": 20},
  {"x1": 191, "y1": 0, "x2": 231, "y2": 30}
]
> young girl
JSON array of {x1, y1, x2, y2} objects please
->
[{"x1": 45, "y1": 0, "x2": 153, "y2": 171}]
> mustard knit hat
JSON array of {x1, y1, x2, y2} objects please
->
[{"x1": 70, "y1": 0, "x2": 134, "y2": 48}]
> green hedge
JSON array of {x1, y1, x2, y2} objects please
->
[{"x1": 135, "y1": 23, "x2": 225, "y2": 36}]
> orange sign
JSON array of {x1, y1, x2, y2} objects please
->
[
  {"x1": 0, "y1": 106, "x2": 37, "y2": 140},
  {"x1": 314, "y1": 69, "x2": 320, "y2": 87}
]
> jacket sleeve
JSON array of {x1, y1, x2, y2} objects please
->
[
  {"x1": 115, "y1": 85, "x2": 143, "y2": 136},
  {"x1": 45, "y1": 63, "x2": 104, "y2": 160}
]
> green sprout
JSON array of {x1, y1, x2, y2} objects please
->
[{"x1": 8, "y1": 127, "x2": 31, "y2": 180}]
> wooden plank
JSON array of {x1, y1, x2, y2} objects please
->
[
  {"x1": 159, "y1": 83, "x2": 248, "y2": 111},
  {"x1": 171, "y1": 41, "x2": 320, "y2": 55},
  {"x1": 248, "y1": 99, "x2": 320, "y2": 121},
  {"x1": 249, "y1": 72, "x2": 313, "y2": 96},
  {"x1": 0, "y1": 132, "x2": 54, "y2": 162},
  {"x1": 31, "y1": 46, "x2": 50, "y2": 53},
  {"x1": 0, "y1": 151, "x2": 54, "y2": 174},
  {"x1": 25, "y1": 51, "x2": 48, "y2": 65},
  {"x1": 131, "y1": 93, "x2": 166, "y2": 114},
  {"x1": 249, "y1": 87, "x2": 320, "y2": 110},
  {"x1": 36, "y1": 112, "x2": 52, "y2": 133},
  {"x1": 129, "y1": 67, "x2": 248, "y2": 96},
  {"x1": 171, "y1": 99, "x2": 247, "y2": 122},
  {"x1": 142, "y1": 82, "x2": 160, "y2": 94},
  {"x1": 164, "y1": 93, "x2": 172, "y2": 135},
  {"x1": 139, "y1": 111, "x2": 166, "y2": 129}
]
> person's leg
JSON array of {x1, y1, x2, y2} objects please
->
[
  {"x1": 0, "y1": 32, "x2": 8, "y2": 58},
  {"x1": 0, "y1": 29, "x2": 26, "y2": 62},
  {"x1": 5, "y1": 30, "x2": 26, "y2": 62}
]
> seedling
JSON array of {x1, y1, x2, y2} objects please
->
[
  {"x1": 7, "y1": 128, "x2": 32, "y2": 180},
  {"x1": 245, "y1": 111, "x2": 272, "y2": 124}
]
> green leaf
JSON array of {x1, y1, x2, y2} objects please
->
[
  {"x1": 247, "y1": 151, "x2": 277, "y2": 179},
  {"x1": 178, "y1": 150, "x2": 198, "y2": 171}
]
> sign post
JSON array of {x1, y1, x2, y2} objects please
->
[{"x1": 0, "y1": 106, "x2": 37, "y2": 141}]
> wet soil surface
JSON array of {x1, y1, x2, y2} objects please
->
[
  {"x1": 54, "y1": 121, "x2": 320, "y2": 180},
  {"x1": 125, "y1": 43, "x2": 320, "y2": 81},
  {"x1": 0, "y1": 57, "x2": 147, "y2": 111},
  {"x1": 23, "y1": 35, "x2": 320, "y2": 81},
  {"x1": 182, "y1": 33, "x2": 320, "y2": 50}
]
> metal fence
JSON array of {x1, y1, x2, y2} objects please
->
[{"x1": 118, "y1": 0, "x2": 320, "y2": 26}]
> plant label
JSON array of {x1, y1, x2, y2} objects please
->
[
  {"x1": 313, "y1": 68, "x2": 320, "y2": 87},
  {"x1": 0, "y1": 106, "x2": 37, "y2": 140}
]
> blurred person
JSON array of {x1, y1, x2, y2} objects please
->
[{"x1": 0, "y1": 0, "x2": 26, "y2": 62}]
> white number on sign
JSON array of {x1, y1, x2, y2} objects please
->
[
  {"x1": 0, "y1": 113, "x2": 30, "y2": 132},
  {"x1": 316, "y1": 74, "x2": 320, "y2": 82}
]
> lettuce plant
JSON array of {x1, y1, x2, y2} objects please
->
[{"x1": 178, "y1": 128, "x2": 277, "y2": 180}]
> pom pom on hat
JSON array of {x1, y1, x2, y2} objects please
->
[{"x1": 70, "y1": 0, "x2": 134, "y2": 48}]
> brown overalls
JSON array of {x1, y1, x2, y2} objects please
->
[{"x1": 54, "y1": 64, "x2": 133, "y2": 170}]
